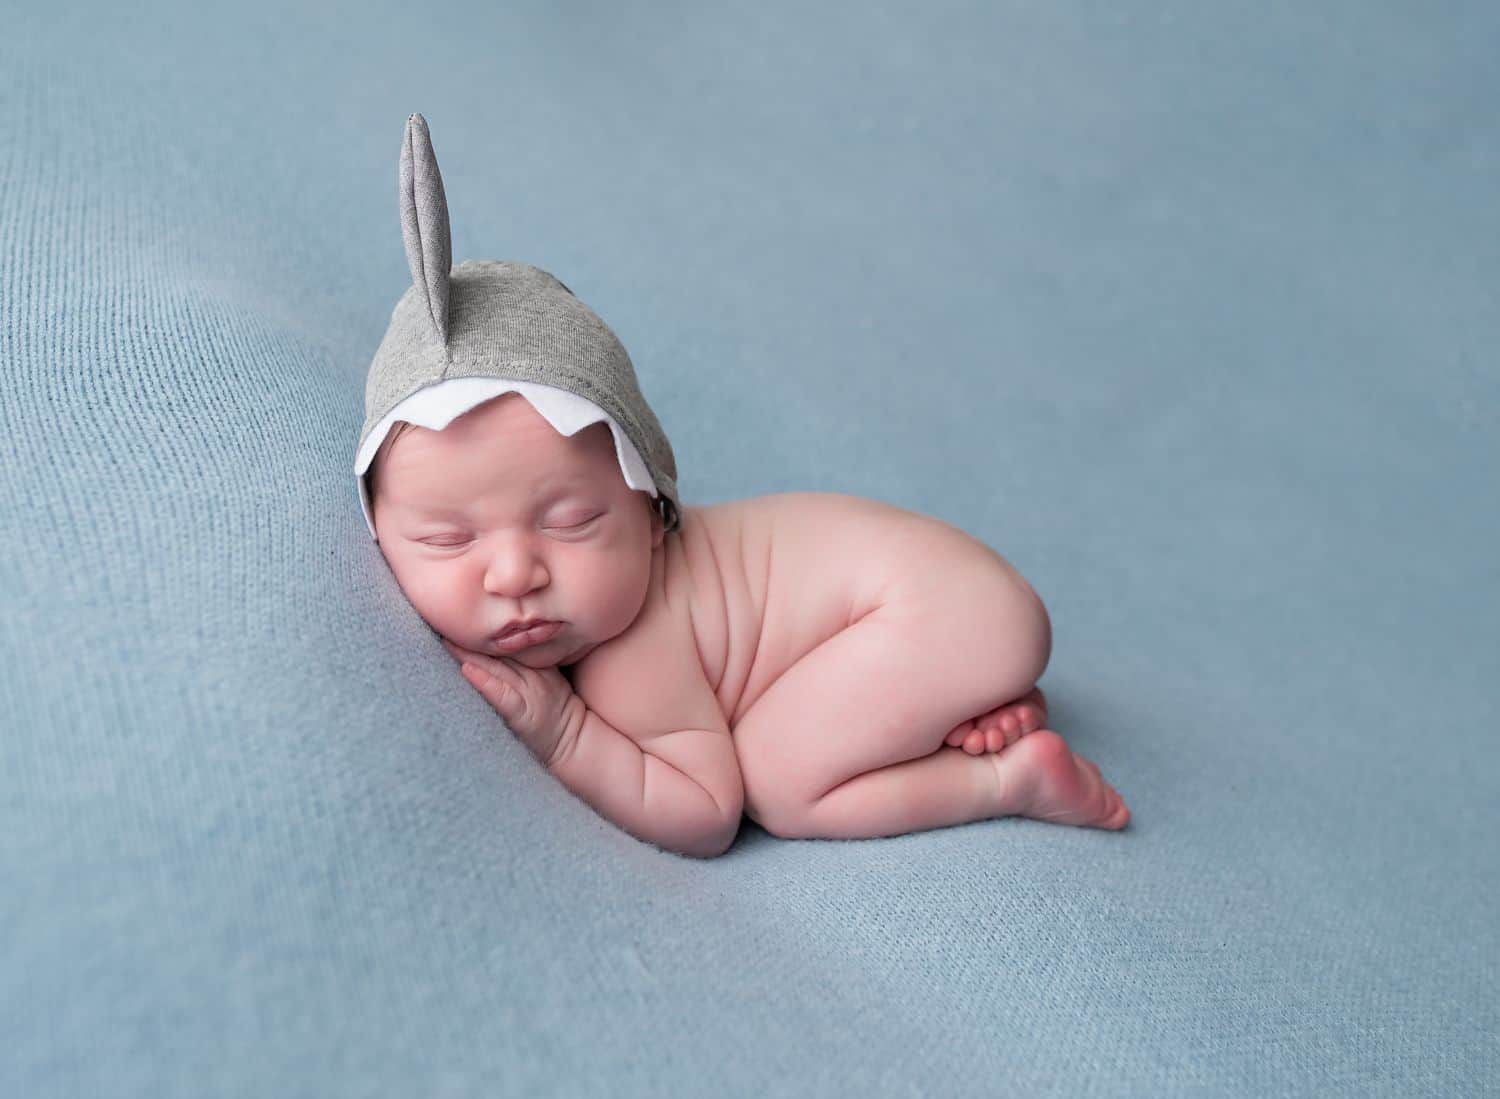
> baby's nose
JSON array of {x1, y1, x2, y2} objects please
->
[{"x1": 482, "y1": 546, "x2": 548, "y2": 596}]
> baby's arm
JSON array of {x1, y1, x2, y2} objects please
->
[
  {"x1": 560, "y1": 612, "x2": 743, "y2": 859},
  {"x1": 547, "y1": 707, "x2": 741, "y2": 859},
  {"x1": 448, "y1": 605, "x2": 743, "y2": 858}
]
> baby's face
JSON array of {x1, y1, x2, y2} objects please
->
[{"x1": 370, "y1": 392, "x2": 664, "y2": 669}]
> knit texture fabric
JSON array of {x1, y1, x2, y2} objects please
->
[{"x1": 3, "y1": 2, "x2": 1497, "y2": 1097}]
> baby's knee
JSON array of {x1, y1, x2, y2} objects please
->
[
  {"x1": 1022, "y1": 587, "x2": 1052, "y2": 678},
  {"x1": 955, "y1": 564, "x2": 1052, "y2": 685}
]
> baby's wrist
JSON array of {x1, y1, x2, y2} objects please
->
[{"x1": 545, "y1": 692, "x2": 589, "y2": 771}]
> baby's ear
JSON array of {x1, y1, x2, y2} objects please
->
[
  {"x1": 648, "y1": 496, "x2": 665, "y2": 548},
  {"x1": 398, "y1": 112, "x2": 453, "y2": 344}
]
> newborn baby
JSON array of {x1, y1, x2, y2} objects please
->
[{"x1": 357, "y1": 114, "x2": 1129, "y2": 858}]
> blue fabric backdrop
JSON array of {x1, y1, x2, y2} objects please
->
[{"x1": 3, "y1": 1, "x2": 1496, "y2": 1095}]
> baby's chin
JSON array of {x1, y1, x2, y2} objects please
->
[{"x1": 507, "y1": 636, "x2": 599, "y2": 670}]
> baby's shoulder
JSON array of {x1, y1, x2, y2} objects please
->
[
  {"x1": 567, "y1": 498, "x2": 775, "y2": 712},
  {"x1": 566, "y1": 520, "x2": 725, "y2": 738}
]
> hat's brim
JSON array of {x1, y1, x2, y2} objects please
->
[{"x1": 354, "y1": 378, "x2": 659, "y2": 542}]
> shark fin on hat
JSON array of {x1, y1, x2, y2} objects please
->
[{"x1": 398, "y1": 113, "x2": 452, "y2": 344}]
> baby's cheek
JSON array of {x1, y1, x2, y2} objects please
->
[
  {"x1": 391, "y1": 557, "x2": 463, "y2": 620},
  {"x1": 585, "y1": 551, "x2": 653, "y2": 635}
]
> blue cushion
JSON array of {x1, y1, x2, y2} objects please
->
[{"x1": 4, "y1": 2, "x2": 1496, "y2": 1095}]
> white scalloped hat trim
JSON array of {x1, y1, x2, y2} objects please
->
[{"x1": 354, "y1": 377, "x2": 660, "y2": 542}]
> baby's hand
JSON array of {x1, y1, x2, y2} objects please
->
[{"x1": 441, "y1": 639, "x2": 586, "y2": 768}]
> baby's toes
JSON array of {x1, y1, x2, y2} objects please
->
[
  {"x1": 1000, "y1": 713, "x2": 1023, "y2": 745},
  {"x1": 945, "y1": 719, "x2": 976, "y2": 748}
]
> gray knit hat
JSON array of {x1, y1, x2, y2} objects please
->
[{"x1": 354, "y1": 113, "x2": 681, "y2": 540}]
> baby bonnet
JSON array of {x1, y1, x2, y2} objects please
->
[{"x1": 354, "y1": 113, "x2": 681, "y2": 540}]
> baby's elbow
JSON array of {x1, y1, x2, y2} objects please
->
[
  {"x1": 678, "y1": 843, "x2": 730, "y2": 861},
  {"x1": 678, "y1": 815, "x2": 741, "y2": 860}
]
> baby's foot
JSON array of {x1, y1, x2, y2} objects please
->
[
  {"x1": 944, "y1": 686, "x2": 1048, "y2": 755},
  {"x1": 989, "y1": 729, "x2": 1130, "y2": 830}
]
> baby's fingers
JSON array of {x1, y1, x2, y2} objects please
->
[{"x1": 459, "y1": 659, "x2": 518, "y2": 715}]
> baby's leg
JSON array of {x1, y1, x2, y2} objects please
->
[
  {"x1": 735, "y1": 542, "x2": 1061, "y2": 838},
  {"x1": 785, "y1": 730, "x2": 1129, "y2": 840}
]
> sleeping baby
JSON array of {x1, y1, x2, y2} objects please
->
[{"x1": 356, "y1": 115, "x2": 1129, "y2": 858}]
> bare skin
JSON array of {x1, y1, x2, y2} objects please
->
[
  {"x1": 984, "y1": 730, "x2": 1130, "y2": 830},
  {"x1": 944, "y1": 686, "x2": 1050, "y2": 755},
  {"x1": 372, "y1": 394, "x2": 1129, "y2": 853},
  {"x1": 936, "y1": 687, "x2": 1128, "y2": 829},
  {"x1": 936, "y1": 686, "x2": 1128, "y2": 821},
  {"x1": 670, "y1": 493, "x2": 1130, "y2": 841}
]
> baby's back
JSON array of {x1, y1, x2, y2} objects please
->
[{"x1": 661, "y1": 491, "x2": 1019, "y2": 729}]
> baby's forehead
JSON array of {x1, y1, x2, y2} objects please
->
[{"x1": 404, "y1": 429, "x2": 624, "y2": 491}]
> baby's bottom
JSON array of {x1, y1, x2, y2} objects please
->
[{"x1": 733, "y1": 549, "x2": 1129, "y2": 840}]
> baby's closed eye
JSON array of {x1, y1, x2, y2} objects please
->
[
  {"x1": 414, "y1": 511, "x2": 602, "y2": 546},
  {"x1": 549, "y1": 512, "x2": 601, "y2": 529}
]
